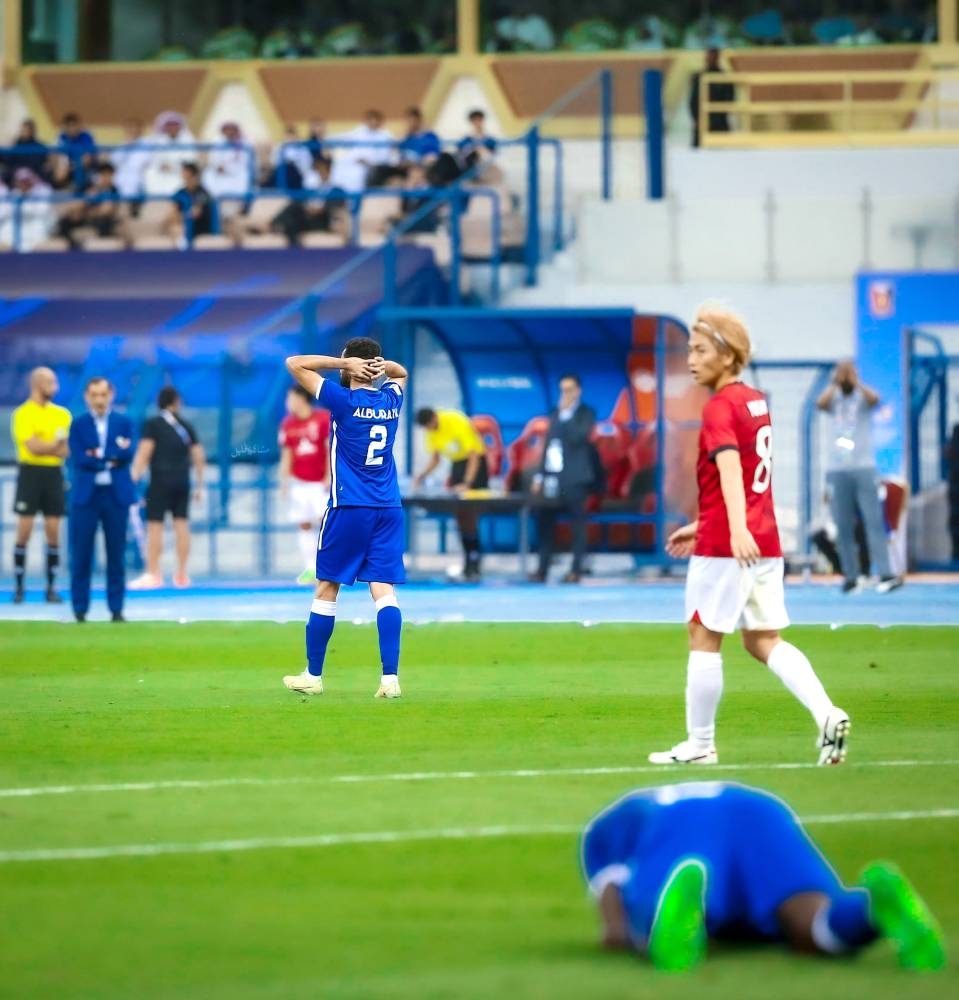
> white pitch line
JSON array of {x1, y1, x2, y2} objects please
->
[
  {"x1": 2, "y1": 758, "x2": 958, "y2": 800},
  {"x1": 0, "y1": 809, "x2": 957, "y2": 865}
]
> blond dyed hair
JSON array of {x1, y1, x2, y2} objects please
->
[{"x1": 691, "y1": 304, "x2": 752, "y2": 375}]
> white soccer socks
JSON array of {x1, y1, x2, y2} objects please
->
[
  {"x1": 685, "y1": 651, "x2": 723, "y2": 748},
  {"x1": 765, "y1": 641, "x2": 833, "y2": 731}
]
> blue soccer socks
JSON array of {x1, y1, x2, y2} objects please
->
[
  {"x1": 375, "y1": 594, "x2": 402, "y2": 676},
  {"x1": 305, "y1": 598, "x2": 336, "y2": 677}
]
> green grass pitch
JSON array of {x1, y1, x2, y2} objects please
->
[{"x1": 1, "y1": 621, "x2": 957, "y2": 999}]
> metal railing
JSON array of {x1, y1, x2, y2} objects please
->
[{"x1": 700, "y1": 67, "x2": 959, "y2": 147}]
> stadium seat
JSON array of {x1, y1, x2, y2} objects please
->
[
  {"x1": 132, "y1": 234, "x2": 177, "y2": 250},
  {"x1": 740, "y1": 10, "x2": 788, "y2": 45},
  {"x1": 193, "y1": 234, "x2": 235, "y2": 250},
  {"x1": 470, "y1": 414, "x2": 505, "y2": 477},
  {"x1": 404, "y1": 231, "x2": 451, "y2": 267},
  {"x1": 122, "y1": 200, "x2": 172, "y2": 245},
  {"x1": 505, "y1": 415, "x2": 550, "y2": 492},
  {"x1": 228, "y1": 195, "x2": 287, "y2": 240},
  {"x1": 811, "y1": 17, "x2": 857, "y2": 44},
  {"x1": 299, "y1": 231, "x2": 347, "y2": 248},
  {"x1": 32, "y1": 237, "x2": 70, "y2": 252},
  {"x1": 239, "y1": 233, "x2": 286, "y2": 249},
  {"x1": 359, "y1": 194, "x2": 403, "y2": 243},
  {"x1": 590, "y1": 421, "x2": 632, "y2": 500},
  {"x1": 624, "y1": 427, "x2": 658, "y2": 501},
  {"x1": 80, "y1": 236, "x2": 126, "y2": 252}
]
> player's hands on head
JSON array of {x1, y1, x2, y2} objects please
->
[
  {"x1": 666, "y1": 521, "x2": 697, "y2": 559},
  {"x1": 342, "y1": 356, "x2": 381, "y2": 382},
  {"x1": 730, "y1": 526, "x2": 761, "y2": 567}
]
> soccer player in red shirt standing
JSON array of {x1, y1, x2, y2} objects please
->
[
  {"x1": 279, "y1": 385, "x2": 331, "y2": 583},
  {"x1": 650, "y1": 305, "x2": 849, "y2": 767}
]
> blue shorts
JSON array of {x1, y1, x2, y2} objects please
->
[
  {"x1": 315, "y1": 505, "x2": 406, "y2": 586},
  {"x1": 582, "y1": 784, "x2": 843, "y2": 942}
]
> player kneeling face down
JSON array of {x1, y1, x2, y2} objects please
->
[
  {"x1": 583, "y1": 782, "x2": 946, "y2": 973},
  {"x1": 648, "y1": 306, "x2": 848, "y2": 767}
]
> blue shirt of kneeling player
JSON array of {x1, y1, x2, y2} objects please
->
[{"x1": 580, "y1": 782, "x2": 944, "y2": 972}]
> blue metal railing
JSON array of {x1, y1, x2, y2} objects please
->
[{"x1": 908, "y1": 328, "x2": 951, "y2": 494}]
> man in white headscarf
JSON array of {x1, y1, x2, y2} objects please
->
[
  {"x1": 0, "y1": 168, "x2": 55, "y2": 251},
  {"x1": 329, "y1": 110, "x2": 395, "y2": 193},
  {"x1": 202, "y1": 121, "x2": 252, "y2": 199},
  {"x1": 142, "y1": 111, "x2": 197, "y2": 197}
]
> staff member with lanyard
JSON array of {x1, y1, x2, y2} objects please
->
[
  {"x1": 68, "y1": 377, "x2": 136, "y2": 622},
  {"x1": 817, "y1": 359, "x2": 902, "y2": 594},
  {"x1": 130, "y1": 386, "x2": 205, "y2": 589},
  {"x1": 10, "y1": 367, "x2": 72, "y2": 604},
  {"x1": 413, "y1": 406, "x2": 488, "y2": 582}
]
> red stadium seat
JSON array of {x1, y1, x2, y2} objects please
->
[
  {"x1": 624, "y1": 427, "x2": 658, "y2": 501},
  {"x1": 505, "y1": 415, "x2": 549, "y2": 492},
  {"x1": 470, "y1": 414, "x2": 505, "y2": 478},
  {"x1": 882, "y1": 476, "x2": 909, "y2": 576},
  {"x1": 589, "y1": 420, "x2": 632, "y2": 501}
]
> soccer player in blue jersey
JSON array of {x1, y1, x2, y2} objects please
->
[
  {"x1": 282, "y1": 338, "x2": 409, "y2": 699},
  {"x1": 581, "y1": 782, "x2": 945, "y2": 973}
]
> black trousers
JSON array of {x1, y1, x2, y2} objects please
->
[{"x1": 537, "y1": 487, "x2": 589, "y2": 576}]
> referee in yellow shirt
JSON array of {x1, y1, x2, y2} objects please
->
[
  {"x1": 413, "y1": 406, "x2": 488, "y2": 581},
  {"x1": 10, "y1": 367, "x2": 72, "y2": 603}
]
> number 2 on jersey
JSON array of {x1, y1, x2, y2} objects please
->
[
  {"x1": 365, "y1": 425, "x2": 387, "y2": 466},
  {"x1": 752, "y1": 425, "x2": 772, "y2": 494}
]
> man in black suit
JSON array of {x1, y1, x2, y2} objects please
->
[
  {"x1": 689, "y1": 48, "x2": 734, "y2": 148},
  {"x1": 530, "y1": 374, "x2": 597, "y2": 584},
  {"x1": 67, "y1": 376, "x2": 136, "y2": 622}
]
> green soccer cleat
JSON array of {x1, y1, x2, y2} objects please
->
[
  {"x1": 296, "y1": 569, "x2": 316, "y2": 585},
  {"x1": 647, "y1": 858, "x2": 708, "y2": 973},
  {"x1": 861, "y1": 862, "x2": 946, "y2": 971}
]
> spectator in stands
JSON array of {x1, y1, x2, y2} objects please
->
[
  {"x1": 492, "y1": 2, "x2": 555, "y2": 50},
  {"x1": 0, "y1": 179, "x2": 10, "y2": 247},
  {"x1": 143, "y1": 111, "x2": 197, "y2": 197},
  {"x1": 165, "y1": 162, "x2": 214, "y2": 245},
  {"x1": 0, "y1": 168, "x2": 56, "y2": 252},
  {"x1": 2, "y1": 119, "x2": 49, "y2": 184},
  {"x1": 202, "y1": 121, "x2": 252, "y2": 199},
  {"x1": 331, "y1": 110, "x2": 396, "y2": 192},
  {"x1": 413, "y1": 406, "x2": 489, "y2": 581},
  {"x1": 57, "y1": 162, "x2": 120, "y2": 249},
  {"x1": 623, "y1": 15, "x2": 673, "y2": 50},
  {"x1": 270, "y1": 155, "x2": 346, "y2": 245},
  {"x1": 817, "y1": 360, "x2": 902, "y2": 594},
  {"x1": 398, "y1": 107, "x2": 441, "y2": 167},
  {"x1": 111, "y1": 118, "x2": 150, "y2": 202},
  {"x1": 399, "y1": 164, "x2": 441, "y2": 232},
  {"x1": 457, "y1": 109, "x2": 498, "y2": 171},
  {"x1": 272, "y1": 124, "x2": 314, "y2": 189},
  {"x1": 305, "y1": 118, "x2": 326, "y2": 160},
  {"x1": 52, "y1": 112, "x2": 96, "y2": 189},
  {"x1": 689, "y1": 48, "x2": 734, "y2": 148},
  {"x1": 529, "y1": 374, "x2": 597, "y2": 584},
  {"x1": 130, "y1": 386, "x2": 205, "y2": 590}
]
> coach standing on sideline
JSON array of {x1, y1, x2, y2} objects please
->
[
  {"x1": 68, "y1": 377, "x2": 136, "y2": 622},
  {"x1": 817, "y1": 360, "x2": 902, "y2": 595},
  {"x1": 10, "y1": 367, "x2": 72, "y2": 603},
  {"x1": 129, "y1": 386, "x2": 205, "y2": 589},
  {"x1": 529, "y1": 374, "x2": 597, "y2": 584}
]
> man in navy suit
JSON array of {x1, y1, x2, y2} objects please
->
[{"x1": 68, "y1": 377, "x2": 136, "y2": 622}]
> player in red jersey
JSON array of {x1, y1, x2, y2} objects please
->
[
  {"x1": 649, "y1": 305, "x2": 849, "y2": 767},
  {"x1": 279, "y1": 385, "x2": 331, "y2": 583}
]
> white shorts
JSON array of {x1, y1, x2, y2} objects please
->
[
  {"x1": 288, "y1": 480, "x2": 329, "y2": 525},
  {"x1": 685, "y1": 556, "x2": 790, "y2": 634}
]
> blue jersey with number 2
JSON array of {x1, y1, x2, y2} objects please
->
[{"x1": 317, "y1": 378, "x2": 403, "y2": 508}]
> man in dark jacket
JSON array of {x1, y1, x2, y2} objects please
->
[
  {"x1": 689, "y1": 48, "x2": 734, "y2": 148},
  {"x1": 530, "y1": 374, "x2": 597, "y2": 583}
]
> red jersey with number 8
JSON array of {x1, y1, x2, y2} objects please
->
[{"x1": 694, "y1": 381, "x2": 782, "y2": 558}]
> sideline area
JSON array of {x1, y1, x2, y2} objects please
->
[{"x1": 2, "y1": 575, "x2": 957, "y2": 626}]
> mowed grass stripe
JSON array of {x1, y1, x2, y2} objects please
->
[
  {"x1": 1, "y1": 808, "x2": 958, "y2": 864},
  {"x1": 3, "y1": 758, "x2": 959, "y2": 799}
]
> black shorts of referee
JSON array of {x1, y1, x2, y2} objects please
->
[
  {"x1": 450, "y1": 454, "x2": 489, "y2": 489},
  {"x1": 14, "y1": 464, "x2": 65, "y2": 517},
  {"x1": 144, "y1": 478, "x2": 190, "y2": 521}
]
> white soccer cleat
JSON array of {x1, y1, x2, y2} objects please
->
[
  {"x1": 128, "y1": 572, "x2": 163, "y2": 591},
  {"x1": 817, "y1": 709, "x2": 850, "y2": 765},
  {"x1": 648, "y1": 740, "x2": 718, "y2": 765},
  {"x1": 283, "y1": 672, "x2": 324, "y2": 695},
  {"x1": 375, "y1": 677, "x2": 401, "y2": 699}
]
